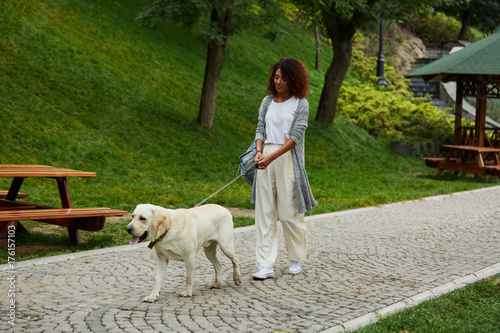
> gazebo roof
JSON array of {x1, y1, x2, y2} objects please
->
[{"x1": 406, "y1": 26, "x2": 500, "y2": 82}]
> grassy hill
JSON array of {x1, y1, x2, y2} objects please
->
[{"x1": 1, "y1": 0, "x2": 499, "y2": 220}]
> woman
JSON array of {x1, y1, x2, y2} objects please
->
[{"x1": 251, "y1": 58, "x2": 317, "y2": 280}]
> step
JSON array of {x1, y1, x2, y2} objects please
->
[
  {"x1": 430, "y1": 99, "x2": 451, "y2": 110},
  {"x1": 427, "y1": 49, "x2": 449, "y2": 59}
]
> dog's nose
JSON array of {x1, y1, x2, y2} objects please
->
[{"x1": 126, "y1": 225, "x2": 134, "y2": 235}]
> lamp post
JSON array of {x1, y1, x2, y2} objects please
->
[{"x1": 376, "y1": 18, "x2": 388, "y2": 87}]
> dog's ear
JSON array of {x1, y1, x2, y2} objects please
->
[{"x1": 153, "y1": 210, "x2": 167, "y2": 229}]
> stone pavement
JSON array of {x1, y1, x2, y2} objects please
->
[{"x1": 1, "y1": 187, "x2": 500, "y2": 332}]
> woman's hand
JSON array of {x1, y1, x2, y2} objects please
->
[
  {"x1": 254, "y1": 140, "x2": 267, "y2": 169},
  {"x1": 255, "y1": 153, "x2": 275, "y2": 170},
  {"x1": 254, "y1": 152, "x2": 268, "y2": 170},
  {"x1": 255, "y1": 139, "x2": 296, "y2": 170}
]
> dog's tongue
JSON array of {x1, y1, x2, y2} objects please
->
[{"x1": 129, "y1": 236, "x2": 140, "y2": 245}]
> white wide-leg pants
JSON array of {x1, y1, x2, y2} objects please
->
[{"x1": 255, "y1": 144, "x2": 307, "y2": 269}]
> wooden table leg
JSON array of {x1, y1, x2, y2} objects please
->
[
  {"x1": 67, "y1": 228, "x2": 80, "y2": 246},
  {"x1": 477, "y1": 153, "x2": 485, "y2": 168},
  {"x1": 6, "y1": 177, "x2": 24, "y2": 201},
  {"x1": 493, "y1": 152, "x2": 500, "y2": 179},
  {"x1": 436, "y1": 150, "x2": 453, "y2": 176},
  {"x1": 493, "y1": 152, "x2": 500, "y2": 165},
  {"x1": 0, "y1": 220, "x2": 29, "y2": 238},
  {"x1": 56, "y1": 177, "x2": 73, "y2": 208},
  {"x1": 476, "y1": 153, "x2": 488, "y2": 180},
  {"x1": 4, "y1": 177, "x2": 29, "y2": 235},
  {"x1": 56, "y1": 177, "x2": 80, "y2": 246}
]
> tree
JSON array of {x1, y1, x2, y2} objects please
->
[
  {"x1": 289, "y1": 5, "x2": 324, "y2": 71},
  {"x1": 138, "y1": 0, "x2": 283, "y2": 128},
  {"x1": 294, "y1": 0, "x2": 442, "y2": 125},
  {"x1": 437, "y1": 0, "x2": 500, "y2": 40}
]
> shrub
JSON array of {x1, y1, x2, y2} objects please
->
[
  {"x1": 402, "y1": 12, "x2": 461, "y2": 43},
  {"x1": 338, "y1": 46, "x2": 455, "y2": 156}
]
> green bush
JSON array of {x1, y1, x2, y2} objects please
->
[
  {"x1": 338, "y1": 46, "x2": 455, "y2": 155},
  {"x1": 403, "y1": 12, "x2": 461, "y2": 43}
]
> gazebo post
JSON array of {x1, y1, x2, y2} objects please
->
[
  {"x1": 455, "y1": 77, "x2": 464, "y2": 145},
  {"x1": 476, "y1": 78, "x2": 488, "y2": 147}
]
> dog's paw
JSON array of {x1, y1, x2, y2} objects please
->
[
  {"x1": 143, "y1": 294, "x2": 157, "y2": 303},
  {"x1": 211, "y1": 282, "x2": 221, "y2": 289},
  {"x1": 234, "y1": 273, "x2": 242, "y2": 286},
  {"x1": 179, "y1": 289, "x2": 193, "y2": 297}
]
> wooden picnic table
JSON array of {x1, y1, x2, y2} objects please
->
[
  {"x1": 0, "y1": 165, "x2": 128, "y2": 245},
  {"x1": 422, "y1": 145, "x2": 500, "y2": 180}
]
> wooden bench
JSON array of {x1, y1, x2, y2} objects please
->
[
  {"x1": 483, "y1": 164, "x2": 500, "y2": 176},
  {"x1": 0, "y1": 206, "x2": 128, "y2": 245},
  {"x1": 423, "y1": 145, "x2": 500, "y2": 180},
  {"x1": 0, "y1": 165, "x2": 129, "y2": 245},
  {"x1": 421, "y1": 157, "x2": 460, "y2": 168},
  {"x1": 0, "y1": 191, "x2": 28, "y2": 199}
]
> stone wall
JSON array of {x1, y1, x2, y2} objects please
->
[{"x1": 393, "y1": 37, "x2": 428, "y2": 75}]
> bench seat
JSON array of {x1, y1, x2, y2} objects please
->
[
  {"x1": 421, "y1": 157, "x2": 460, "y2": 168},
  {"x1": 0, "y1": 207, "x2": 128, "y2": 245},
  {"x1": 0, "y1": 207, "x2": 128, "y2": 222},
  {"x1": 421, "y1": 157, "x2": 461, "y2": 162},
  {"x1": 0, "y1": 191, "x2": 28, "y2": 199},
  {"x1": 483, "y1": 164, "x2": 500, "y2": 176}
]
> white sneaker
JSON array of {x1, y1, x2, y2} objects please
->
[
  {"x1": 252, "y1": 266, "x2": 275, "y2": 280},
  {"x1": 287, "y1": 261, "x2": 303, "y2": 275}
]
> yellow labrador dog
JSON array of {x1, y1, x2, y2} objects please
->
[{"x1": 126, "y1": 203, "x2": 241, "y2": 302}]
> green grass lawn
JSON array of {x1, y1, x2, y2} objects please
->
[{"x1": 354, "y1": 274, "x2": 500, "y2": 333}]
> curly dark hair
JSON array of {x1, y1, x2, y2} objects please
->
[{"x1": 267, "y1": 58, "x2": 309, "y2": 98}]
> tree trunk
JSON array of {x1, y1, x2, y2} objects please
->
[
  {"x1": 315, "y1": 25, "x2": 320, "y2": 71},
  {"x1": 458, "y1": 10, "x2": 470, "y2": 40},
  {"x1": 197, "y1": 7, "x2": 231, "y2": 129},
  {"x1": 198, "y1": 41, "x2": 226, "y2": 128},
  {"x1": 315, "y1": 21, "x2": 356, "y2": 125}
]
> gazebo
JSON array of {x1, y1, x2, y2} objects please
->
[{"x1": 406, "y1": 26, "x2": 500, "y2": 179}]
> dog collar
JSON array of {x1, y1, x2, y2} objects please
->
[{"x1": 148, "y1": 230, "x2": 168, "y2": 249}]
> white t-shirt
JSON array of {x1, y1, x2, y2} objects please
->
[{"x1": 265, "y1": 96, "x2": 299, "y2": 145}]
